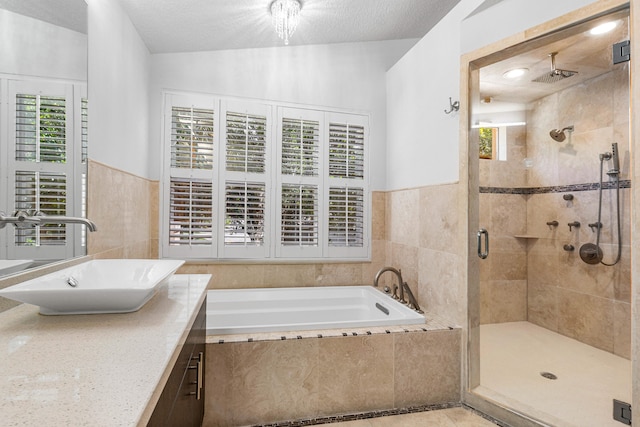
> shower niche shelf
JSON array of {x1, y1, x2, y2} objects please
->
[{"x1": 513, "y1": 234, "x2": 539, "y2": 239}]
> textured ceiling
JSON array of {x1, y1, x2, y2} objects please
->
[
  {"x1": 0, "y1": 0, "x2": 87, "y2": 33},
  {"x1": 116, "y1": 0, "x2": 461, "y2": 53}
]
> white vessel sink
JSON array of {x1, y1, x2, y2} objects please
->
[{"x1": 0, "y1": 259, "x2": 185, "y2": 315}]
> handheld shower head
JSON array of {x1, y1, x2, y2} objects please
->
[{"x1": 549, "y1": 125, "x2": 574, "y2": 142}]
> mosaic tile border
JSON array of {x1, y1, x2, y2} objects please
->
[
  {"x1": 251, "y1": 403, "x2": 506, "y2": 426},
  {"x1": 480, "y1": 179, "x2": 631, "y2": 195},
  {"x1": 206, "y1": 314, "x2": 457, "y2": 345}
]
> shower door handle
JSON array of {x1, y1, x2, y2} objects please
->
[{"x1": 477, "y1": 228, "x2": 489, "y2": 259}]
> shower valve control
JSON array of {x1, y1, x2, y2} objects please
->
[
  {"x1": 588, "y1": 222, "x2": 603, "y2": 232},
  {"x1": 568, "y1": 221, "x2": 580, "y2": 232},
  {"x1": 546, "y1": 220, "x2": 559, "y2": 227}
]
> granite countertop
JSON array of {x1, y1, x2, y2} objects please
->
[{"x1": 0, "y1": 274, "x2": 210, "y2": 427}]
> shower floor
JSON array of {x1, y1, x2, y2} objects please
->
[{"x1": 475, "y1": 321, "x2": 631, "y2": 427}]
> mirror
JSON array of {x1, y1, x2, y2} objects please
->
[{"x1": 0, "y1": 0, "x2": 88, "y2": 277}]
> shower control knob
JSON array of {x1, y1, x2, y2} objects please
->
[
  {"x1": 563, "y1": 244, "x2": 575, "y2": 252},
  {"x1": 568, "y1": 221, "x2": 580, "y2": 232},
  {"x1": 563, "y1": 194, "x2": 574, "y2": 201}
]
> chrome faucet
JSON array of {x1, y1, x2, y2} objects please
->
[
  {"x1": 373, "y1": 266, "x2": 406, "y2": 303},
  {"x1": 0, "y1": 211, "x2": 97, "y2": 232},
  {"x1": 35, "y1": 215, "x2": 98, "y2": 232}
]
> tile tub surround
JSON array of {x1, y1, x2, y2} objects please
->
[
  {"x1": 0, "y1": 274, "x2": 210, "y2": 426},
  {"x1": 204, "y1": 320, "x2": 461, "y2": 427}
]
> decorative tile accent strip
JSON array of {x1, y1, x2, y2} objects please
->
[
  {"x1": 480, "y1": 180, "x2": 631, "y2": 194},
  {"x1": 206, "y1": 314, "x2": 457, "y2": 344},
  {"x1": 250, "y1": 403, "x2": 504, "y2": 426}
]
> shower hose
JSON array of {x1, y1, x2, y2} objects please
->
[{"x1": 595, "y1": 156, "x2": 622, "y2": 266}]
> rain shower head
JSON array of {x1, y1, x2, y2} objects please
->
[
  {"x1": 532, "y1": 52, "x2": 578, "y2": 83},
  {"x1": 549, "y1": 125, "x2": 574, "y2": 142}
]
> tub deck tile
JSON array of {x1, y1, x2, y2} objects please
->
[{"x1": 206, "y1": 314, "x2": 458, "y2": 344}]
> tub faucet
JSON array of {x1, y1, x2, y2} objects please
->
[{"x1": 373, "y1": 266, "x2": 406, "y2": 303}]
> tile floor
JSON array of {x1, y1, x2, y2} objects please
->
[
  {"x1": 331, "y1": 407, "x2": 498, "y2": 426},
  {"x1": 476, "y1": 321, "x2": 632, "y2": 427}
]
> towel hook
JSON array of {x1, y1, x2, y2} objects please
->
[{"x1": 444, "y1": 97, "x2": 460, "y2": 114}]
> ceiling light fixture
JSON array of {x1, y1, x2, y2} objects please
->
[
  {"x1": 503, "y1": 68, "x2": 528, "y2": 79},
  {"x1": 271, "y1": 0, "x2": 301, "y2": 46},
  {"x1": 590, "y1": 21, "x2": 617, "y2": 35}
]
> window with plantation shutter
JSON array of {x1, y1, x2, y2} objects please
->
[
  {"x1": 225, "y1": 111, "x2": 266, "y2": 173},
  {"x1": 169, "y1": 178, "x2": 213, "y2": 246},
  {"x1": 163, "y1": 94, "x2": 218, "y2": 259},
  {"x1": 1, "y1": 79, "x2": 84, "y2": 261},
  {"x1": 325, "y1": 112, "x2": 368, "y2": 257},
  {"x1": 329, "y1": 122, "x2": 365, "y2": 179},
  {"x1": 220, "y1": 101, "x2": 271, "y2": 258},
  {"x1": 14, "y1": 171, "x2": 67, "y2": 246},
  {"x1": 160, "y1": 92, "x2": 369, "y2": 261},
  {"x1": 224, "y1": 182, "x2": 265, "y2": 246},
  {"x1": 281, "y1": 184, "x2": 319, "y2": 246},
  {"x1": 328, "y1": 186, "x2": 364, "y2": 247},
  {"x1": 171, "y1": 106, "x2": 214, "y2": 170},
  {"x1": 276, "y1": 108, "x2": 323, "y2": 258}
]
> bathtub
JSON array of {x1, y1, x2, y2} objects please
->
[{"x1": 206, "y1": 285, "x2": 424, "y2": 334}]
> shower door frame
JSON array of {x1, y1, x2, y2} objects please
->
[{"x1": 459, "y1": 1, "x2": 638, "y2": 425}]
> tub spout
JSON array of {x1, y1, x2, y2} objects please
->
[{"x1": 373, "y1": 266, "x2": 406, "y2": 303}]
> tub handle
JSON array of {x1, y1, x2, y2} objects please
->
[
  {"x1": 375, "y1": 302, "x2": 390, "y2": 316},
  {"x1": 477, "y1": 228, "x2": 489, "y2": 259}
]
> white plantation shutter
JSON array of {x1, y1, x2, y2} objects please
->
[
  {"x1": 169, "y1": 178, "x2": 213, "y2": 245},
  {"x1": 224, "y1": 182, "x2": 265, "y2": 246},
  {"x1": 328, "y1": 121, "x2": 365, "y2": 179},
  {"x1": 328, "y1": 187, "x2": 364, "y2": 247},
  {"x1": 325, "y1": 112, "x2": 369, "y2": 258},
  {"x1": 163, "y1": 94, "x2": 218, "y2": 258},
  {"x1": 160, "y1": 92, "x2": 370, "y2": 261},
  {"x1": 6, "y1": 80, "x2": 78, "y2": 261},
  {"x1": 219, "y1": 101, "x2": 271, "y2": 258},
  {"x1": 277, "y1": 108, "x2": 324, "y2": 258}
]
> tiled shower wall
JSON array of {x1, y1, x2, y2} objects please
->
[{"x1": 479, "y1": 65, "x2": 631, "y2": 359}]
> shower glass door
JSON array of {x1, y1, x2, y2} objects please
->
[{"x1": 468, "y1": 7, "x2": 632, "y2": 427}]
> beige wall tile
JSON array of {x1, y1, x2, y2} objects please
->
[
  {"x1": 418, "y1": 184, "x2": 459, "y2": 254},
  {"x1": 87, "y1": 160, "x2": 155, "y2": 260},
  {"x1": 228, "y1": 340, "x2": 320, "y2": 426},
  {"x1": 317, "y1": 335, "x2": 394, "y2": 415},
  {"x1": 613, "y1": 301, "x2": 631, "y2": 359},
  {"x1": 371, "y1": 191, "x2": 386, "y2": 241},
  {"x1": 488, "y1": 280, "x2": 527, "y2": 323},
  {"x1": 388, "y1": 189, "x2": 419, "y2": 247},
  {"x1": 418, "y1": 248, "x2": 464, "y2": 326},
  {"x1": 556, "y1": 288, "x2": 614, "y2": 353},
  {"x1": 394, "y1": 330, "x2": 461, "y2": 407}
]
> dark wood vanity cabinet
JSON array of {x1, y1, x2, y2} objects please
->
[{"x1": 148, "y1": 298, "x2": 206, "y2": 427}]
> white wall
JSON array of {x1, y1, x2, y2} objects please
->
[
  {"x1": 87, "y1": 0, "x2": 151, "y2": 179},
  {"x1": 148, "y1": 39, "x2": 416, "y2": 189},
  {"x1": 385, "y1": 0, "x2": 600, "y2": 191},
  {"x1": 0, "y1": 9, "x2": 86, "y2": 81}
]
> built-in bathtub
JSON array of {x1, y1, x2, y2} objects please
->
[
  {"x1": 204, "y1": 285, "x2": 461, "y2": 426},
  {"x1": 206, "y1": 285, "x2": 424, "y2": 335}
]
